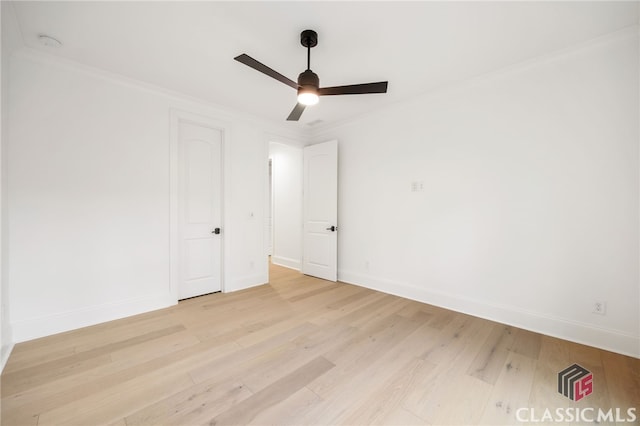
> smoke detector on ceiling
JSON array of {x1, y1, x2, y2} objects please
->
[{"x1": 37, "y1": 34, "x2": 62, "y2": 48}]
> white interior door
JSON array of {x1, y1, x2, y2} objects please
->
[
  {"x1": 303, "y1": 140, "x2": 338, "y2": 281},
  {"x1": 178, "y1": 121, "x2": 223, "y2": 299}
]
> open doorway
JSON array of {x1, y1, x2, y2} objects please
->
[
  {"x1": 266, "y1": 139, "x2": 339, "y2": 282},
  {"x1": 267, "y1": 141, "x2": 303, "y2": 275}
]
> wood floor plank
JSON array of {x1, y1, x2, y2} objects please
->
[
  {"x1": 108, "y1": 329, "x2": 201, "y2": 364},
  {"x1": 188, "y1": 322, "x2": 319, "y2": 385},
  {"x1": 477, "y1": 351, "x2": 537, "y2": 425},
  {"x1": 428, "y1": 374, "x2": 493, "y2": 425},
  {"x1": 299, "y1": 312, "x2": 432, "y2": 424},
  {"x1": 401, "y1": 317, "x2": 495, "y2": 422},
  {"x1": 1, "y1": 353, "x2": 113, "y2": 397},
  {"x1": 241, "y1": 323, "x2": 356, "y2": 392},
  {"x1": 1, "y1": 345, "x2": 77, "y2": 375},
  {"x1": 466, "y1": 324, "x2": 516, "y2": 384},
  {"x1": 381, "y1": 406, "x2": 431, "y2": 426},
  {"x1": 5, "y1": 330, "x2": 197, "y2": 403},
  {"x1": 424, "y1": 306, "x2": 455, "y2": 330},
  {"x1": 511, "y1": 328, "x2": 542, "y2": 359},
  {"x1": 247, "y1": 386, "x2": 323, "y2": 426},
  {"x1": 303, "y1": 313, "x2": 436, "y2": 425},
  {"x1": 308, "y1": 290, "x2": 385, "y2": 326},
  {"x1": 2, "y1": 340, "x2": 240, "y2": 425},
  {"x1": 419, "y1": 314, "x2": 492, "y2": 366},
  {"x1": 37, "y1": 371, "x2": 195, "y2": 425},
  {"x1": 286, "y1": 281, "x2": 342, "y2": 302},
  {"x1": 346, "y1": 295, "x2": 410, "y2": 329},
  {"x1": 341, "y1": 356, "x2": 435, "y2": 425},
  {"x1": 208, "y1": 356, "x2": 335, "y2": 425},
  {"x1": 324, "y1": 286, "x2": 373, "y2": 310},
  {"x1": 601, "y1": 350, "x2": 640, "y2": 411},
  {"x1": 2, "y1": 324, "x2": 186, "y2": 396},
  {"x1": 234, "y1": 285, "x2": 359, "y2": 349},
  {"x1": 125, "y1": 378, "x2": 252, "y2": 425},
  {"x1": 34, "y1": 339, "x2": 245, "y2": 425},
  {"x1": 310, "y1": 314, "x2": 418, "y2": 399}
]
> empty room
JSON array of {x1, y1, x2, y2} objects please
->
[{"x1": 0, "y1": 1, "x2": 638, "y2": 425}]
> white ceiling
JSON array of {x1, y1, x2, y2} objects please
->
[{"x1": 10, "y1": 1, "x2": 639, "y2": 129}]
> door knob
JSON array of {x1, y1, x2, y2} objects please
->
[
  {"x1": 326, "y1": 226, "x2": 337, "y2": 232},
  {"x1": 212, "y1": 228, "x2": 221, "y2": 235}
]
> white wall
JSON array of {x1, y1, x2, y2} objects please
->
[
  {"x1": 269, "y1": 141, "x2": 303, "y2": 270},
  {"x1": 7, "y1": 48, "x2": 303, "y2": 343},
  {"x1": 312, "y1": 28, "x2": 640, "y2": 357}
]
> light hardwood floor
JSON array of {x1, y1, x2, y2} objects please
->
[{"x1": 1, "y1": 263, "x2": 638, "y2": 425}]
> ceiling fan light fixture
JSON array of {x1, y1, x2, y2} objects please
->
[
  {"x1": 297, "y1": 69, "x2": 320, "y2": 106},
  {"x1": 297, "y1": 89, "x2": 319, "y2": 106}
]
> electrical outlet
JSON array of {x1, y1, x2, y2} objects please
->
[{"x1": 593, "y1": 301, "x2": 606, "y2": 315}]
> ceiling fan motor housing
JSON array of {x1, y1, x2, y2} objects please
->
[{"x1": 298, "y1": 69, "x2": 319, "y2": 93}]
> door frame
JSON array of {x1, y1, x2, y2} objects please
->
[
  {"x1": 264, "y1": 135, "x2": 305, "y2": 274},
  {"x1": 170, "y1": 109, "x2": 231, "y2": 302}
]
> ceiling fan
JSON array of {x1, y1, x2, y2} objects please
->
[{"x1": 234, "y1": 30, "x2": 388, "y2": 121}]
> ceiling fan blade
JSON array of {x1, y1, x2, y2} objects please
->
[
  {"x1": 234, "y1": 54, "x2": 298, "y2": 90},
  {"x1": 286, "y1": 103, "x2": 306, "y2": 121},
  {"x1": 319, "y1": 81, "x2": 388, "y2": 96}
]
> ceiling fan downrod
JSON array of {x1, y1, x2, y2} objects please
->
[{"x1": 300, "y1": 29, "x2": 317, "y2": 71}]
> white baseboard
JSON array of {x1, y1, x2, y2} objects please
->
[
  {"x1": 271, "y1": 255, "x2": 301, "y2": 271},
  {"x1": 11, "y1": 293, "x2": 175, "y2": 343},
  {"x1": 227, "y1": 273, "x2": 268, "y2": 292},
  {"x1": 1, "y1": 341, "x2": 14, "y2": 373},
  {"x1": 338, "y1": 269, "x2": 640, "y2": 359}
]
